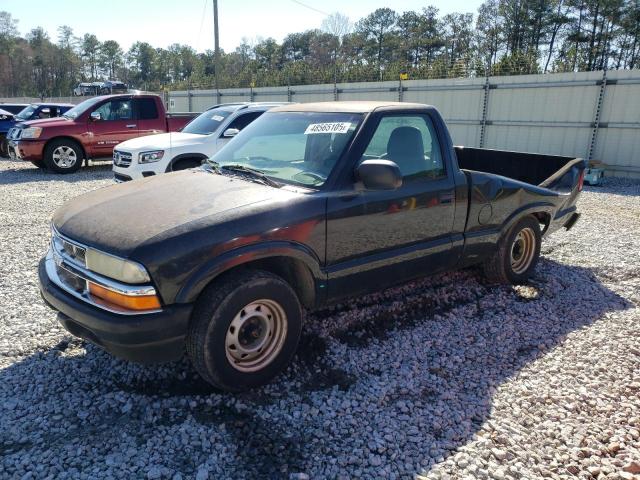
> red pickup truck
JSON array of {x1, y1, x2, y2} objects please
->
[{"x1": 8, "y1": 94, "x2": 196, "y2": 173}]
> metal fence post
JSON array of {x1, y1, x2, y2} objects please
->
[
  {"x1": 479, "y1": 76, "x2": 491, "y2": 148},
  {"x1": 187, "y1": 90, "x2": 192, "y2": 112},
  {"x1": 588, "y1": 70, "x2": 608, "y2": 162},
  {"x1": 250, "y1": 86, "x2": 254, "y2": 102},
  {"x1": 398, "y1": 78, "x2": 403, "y2": 102},
  {"x1": 287, "y1": 84, "x2": 292, "y2": 102}
]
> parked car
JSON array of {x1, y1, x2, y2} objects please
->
[
  {"x1": 7, "y1": 93, "x2": 196, "y2": 173},
  {"x1": 73, "y1": 83, "x2": 95, "y2": 96},
  {"x1": 38, "y1": 101, "x2": 585, "y2": 391},
  {"x1": 2, "y1": 103, "x2": 74, "y2": 157},
  {"x1": 112, "y1": 102, "x2": 290, "y2": 182},
  {"x1": 73, "y1": 81, "x2": 127, "y2": 96},
  {"x1": 99, "y1": 80, "x2": 128, "y2": 94}
]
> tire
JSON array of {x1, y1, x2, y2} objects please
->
[
  {"x1": 483, "y1": 215, "x2": 542, "y2": 285},
  {"x1": 170, "y1": 157, "x2": 204, "y2": 172},
  {"x1": 43, "y1": 139, "x2": 83, "y2": 174},
  {"x1": 186, "y1": 269, "x2": 302, "y2": 392},
  {"x1": 0, "y1": 135, "x2": 7, "y2": 158}
]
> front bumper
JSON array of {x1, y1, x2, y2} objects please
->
[
  {"x1": 9, "y1": 139, "x2": 46, "y2": 162},
  {"x1": 38, "y1": 255, "x2": 193, "y2": 363}
]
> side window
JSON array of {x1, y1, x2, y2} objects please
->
[
  {"x1": 136, "y1": 98, "x2": 159, "y2": 120},
  {"x1": 38, "y1": 108, "x2": 51, "y2": 119},
  {"x1": 93, "y1": 99, "x2": 133, "y2": 121},
  {"x1": 225, "y1": 111, "x2": 264, "y2": 133},
  {"x1": 361, "y1": 114, "x2": 444, "y2": 179}
]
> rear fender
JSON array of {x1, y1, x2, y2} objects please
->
[{"x1": 175, "y1": 241, "x2": 325, "y2": 304}]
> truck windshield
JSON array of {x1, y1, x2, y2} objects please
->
[
  {"x1": 63, "y1": 97, "x2": 104, "y2": 119},
  {"x1": 15, "y1": 105, "x2": 37, "y2": 120},
  {"x1": 209, "y1": 111, "x2": 363, "y2": 187},
  {"x1": 181, "y1": 107, "x2": 234, "y2": 135}
]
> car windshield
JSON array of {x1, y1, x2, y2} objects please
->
[
  {"x1": 16, "y1": 105, "x2": 37, "y2": 120},
  {"x1": 181, "y1": 107, "x2": 235, "y2": 135},
  {"x1": 209, "y1": 111, "x2": 363, "y2": 187},
  {"x1": 63, "y1": 97, "x2": 104, "y2": 119}
]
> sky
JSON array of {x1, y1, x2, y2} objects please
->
[{"x1": 2, "y1": 0, "x2": 483, "y2": 53}]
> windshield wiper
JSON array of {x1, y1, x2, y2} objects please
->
[{"x1": 219, "y1": 164, "x2": 281, "y2": 188}]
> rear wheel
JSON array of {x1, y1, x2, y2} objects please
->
[
  {"x1": 44, "y1": 139, "x2": 83, "y2": 174},
  {"x1": 186, "y1": 270, "x2": 302, "y2": 392},
  {"x1": 483, "y1": 215, "x2": 541, "y2": 284},
  {"x1": 0, "y1": 134, "x2": 8, "y2": 158}
]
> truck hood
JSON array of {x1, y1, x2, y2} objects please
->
[
  {"x1": 21, "y1": 117, "x2": 73, "y2": 128},
  {"x1": 117, "y1": 132, "x2": 207, "y2": 151},
  {"x1": 52, "y1": 170, "x2": 296, "y2": 258}
]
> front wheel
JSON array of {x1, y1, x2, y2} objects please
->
[
  {"x1": 483, "y1": 215, "x2": 542, "y2": 284},
  {"x1": 43, "y1": 139, "x2": 83, "y2": 174},
  {"x1": 186, "y1": 270, "x2": 302, "y2": 392}
]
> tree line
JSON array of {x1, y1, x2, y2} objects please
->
[{"x1": 0, "y1": 0, "x2": 639, "y2": 97}]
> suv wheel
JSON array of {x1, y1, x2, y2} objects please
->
[
  {"x1": 483, "y1": 215, "x2": 542, "y2": 284},
  {"x1": 44, "y1": 139, "x2": 83, "y2": 174},
  {"x1": 186, "y1": 270, "x2": 302, "y2": 391}
]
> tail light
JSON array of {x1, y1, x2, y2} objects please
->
[{"x1": 577, "y1": 170, "x2": 585, "y2": 192}]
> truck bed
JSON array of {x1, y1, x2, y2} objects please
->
[{"x1": 454, "y1": 146, "x2": 581, "y2": 189}]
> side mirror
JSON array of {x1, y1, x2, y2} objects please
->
[
  {"x1": 222, "y1": 128, "x2": 240, "y2": 138},
  {"x1": 90, "y1": 111, "x2": 102, "y2": 121},
  {"x1": 355, "y1": 159, "x2": 403, "y2": 190}
]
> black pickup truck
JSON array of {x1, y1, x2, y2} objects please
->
[{"x1": 39, "y1": 101, "x2": 585, "y2": 391}]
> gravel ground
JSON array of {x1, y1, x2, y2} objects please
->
[{"x1": 1, "y1": 159, "x2": 639, "y2": 480}]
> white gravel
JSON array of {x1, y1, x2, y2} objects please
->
[{"x1": 1, "y1": 159, "x2": 639, "y2": 480}]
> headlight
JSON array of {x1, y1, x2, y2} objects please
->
[
  {"x1": 21, "y1": 127, "x2": 43, "y2": 139},
  {"x1": 139, "y1": 150, "x2": 164, "y2": 163},
  {"x1": 85, "y1": 248, "x2": 151, "y2": 283}
]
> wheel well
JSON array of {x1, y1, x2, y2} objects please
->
[
  {"x1": 212, "y1": 256, "x2": 317, "y2": 309},
  {"x1": 168, "y1": 155, "x2": 207, "y2": 172},
  {"x1": 45, "y1": 136, "x2": 86, "y2": 160},
  {"x1": 531, "y1": 212, "x2": 551, "y2": 234}
]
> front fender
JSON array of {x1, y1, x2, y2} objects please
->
[{"x1": 175, "y1": 240, "x2": 325, "y2": 304}]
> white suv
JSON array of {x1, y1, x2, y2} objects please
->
[{"x1": 112, "y1": 102, "x2": 289, "y2": 182}]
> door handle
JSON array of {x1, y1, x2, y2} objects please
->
[{"x1": 126, "y1": 124, "x2": 137, "y2": 128}]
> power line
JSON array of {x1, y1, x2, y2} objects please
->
[
  {"x1": 290, "y1": 0, "x2": 329, "y2": 16},
  {"x1": 195, "y1": 0, "x2": 209, "y2": 52}
]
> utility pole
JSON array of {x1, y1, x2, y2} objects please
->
[{"x1": 213, "y1": 0, "x2": 221, "y2": 96}]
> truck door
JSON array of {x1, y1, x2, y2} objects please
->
[
  {"x1": 88, "y1": 97, "x2": 137, "y2": 158},
  {"x1": 326, "y1": 113, "x2": 457, "y2": 299},
  {"x1": 134, "y1": 97, "x2": 163, "y2": 137}
]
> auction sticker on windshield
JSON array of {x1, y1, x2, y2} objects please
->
[{"x1": 304, "y1": 122, "x2": 352, "y2": 134}]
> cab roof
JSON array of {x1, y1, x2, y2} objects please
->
[{"x1": 270, "y1": 101, "x2": 431, "y2": 113}]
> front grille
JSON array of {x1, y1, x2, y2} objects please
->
[
  {"x1": 113, "y1": 150, "x2": 132, "y2": 167},
  {"x1": 52, "y1": 231, "x2": 86, "y2": 268},
  {"x1": 7, "y1": 128, "x2": 21, "y2": 140}
]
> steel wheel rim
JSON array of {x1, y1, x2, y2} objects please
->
[
  {"x1": 52, "y1": 146, "x2": 77, "y2": 168},
  {"x1": 510, "y1": 227, "x2": 536, "y2": 274},
  {"x1": 225, "y1": 299, "x2": 287, "y2": 372}
]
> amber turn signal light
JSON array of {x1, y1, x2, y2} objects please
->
[{"x1": 88, "y1": 282, "x2": 161, "y2": 311}]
